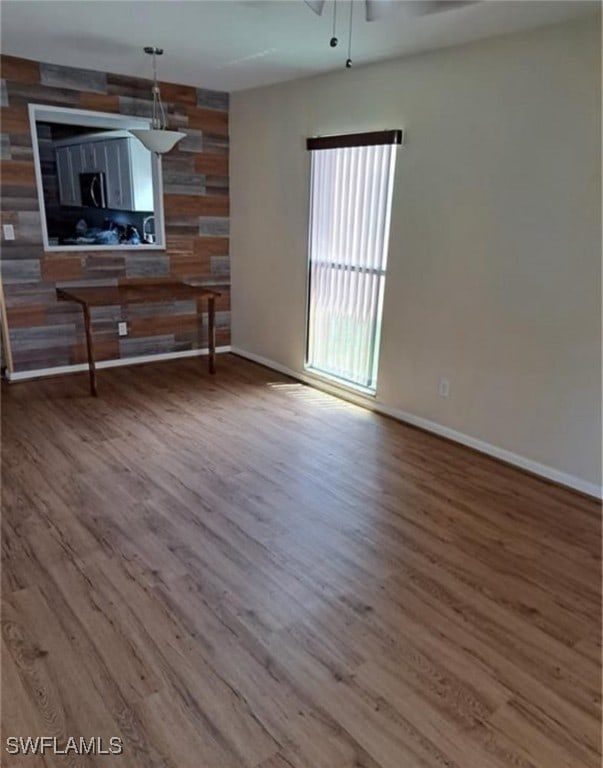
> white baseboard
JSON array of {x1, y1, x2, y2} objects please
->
[
  {"x1": 6, "y1": 346, "x2": 232, "y2": 383},
  {"x1": 231, "y1": 346, "x2": 602, "y2": 500}
]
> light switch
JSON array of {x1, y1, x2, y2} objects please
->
[{"x1": 3, "y1": 224, "x2": 15, "y2": 241}]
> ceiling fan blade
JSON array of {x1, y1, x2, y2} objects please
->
[
  {"x1": 365, "y1": 0, "x2": 400, "y2": 22},
  {"x1": 407, "y1": 0, "x2": 477, "y2": 16},
  {"x1": 305, "y1": 0, "x2": 326, "y2": 15}
]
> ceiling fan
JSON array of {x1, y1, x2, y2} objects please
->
[
  {"x1": 305, "y1": 0, "x2": 475, "y2": 22},
  {"x1": 305, "y1": 0, "x2": 476, "y2": 67}
]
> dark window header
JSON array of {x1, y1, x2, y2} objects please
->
[{"x1": 306, "y1": 129, "x2": 402, "y2": 151}]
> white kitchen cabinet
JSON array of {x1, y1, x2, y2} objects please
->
[
  {"x1": 55, "y1": 145, "x2": 82, "y2": 206},
  {"x1": 53, "y1": 131, "x2": 154, "y2": 212},
  {"x1": 101, "y1": 139, "x2": 130, "y2": 209},
  {"x1": 82, "y1": 141, "x2": 97, "y2": 172}
]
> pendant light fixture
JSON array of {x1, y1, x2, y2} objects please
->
[{"x1": 129, "y1": 47, "x2": 186, "y2": 155}]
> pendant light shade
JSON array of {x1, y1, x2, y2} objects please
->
[
  {"x1": 129, "y1": 128, "x2": 185, "y2": 154},
  {"x1": 129, "y1": 47, "x2": 185, "y2": 155}
]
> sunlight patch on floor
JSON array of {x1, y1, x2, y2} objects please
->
[{"x1": 266, "y1": 381, "x2": 372, "y2": 416}]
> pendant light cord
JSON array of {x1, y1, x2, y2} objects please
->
[{"x1": 150, "y1": 48, "x2": 166, "y2": 131}]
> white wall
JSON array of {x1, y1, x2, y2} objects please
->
[{"x1": 230, "y1": 16, "x2": 602, "y2": 494}]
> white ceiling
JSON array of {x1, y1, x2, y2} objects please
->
[{"x1": 0, "y1": 0, "x2": 597, "y2": 92}]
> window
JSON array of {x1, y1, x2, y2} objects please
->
[
  {"x1": 305, "y1": 130, "x2": 400, "y2": 393},
  {"x1": 29, "y1": 104, "x2": 165, "y2": 251}
]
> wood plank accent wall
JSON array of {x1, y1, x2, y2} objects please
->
[{"x1": 0, "y1": 55, "x2": 230, "y2": 373}]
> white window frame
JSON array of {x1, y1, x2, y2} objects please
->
[
  {"x1": 305, "y1": 131, "x2": 400, "y2": 394},
  {"x1": 29, "y1": 103, "x2": 166, "y2": 252}
]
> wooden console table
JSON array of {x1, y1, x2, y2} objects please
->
[{"x1": 56, "y1": 281, "x2": 220, "y2": 396}]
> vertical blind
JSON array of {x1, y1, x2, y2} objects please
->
[{"x1": 306, "y1": 134, "x2": 398, "y2": 391}]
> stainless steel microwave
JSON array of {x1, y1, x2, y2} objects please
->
[{"x1": 79, "y1": 172, "x2": 107, "y2": 208}]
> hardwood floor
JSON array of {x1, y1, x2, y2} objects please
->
[{"x1": 1, "y1": 354, "x2": 601, "y2": 768}]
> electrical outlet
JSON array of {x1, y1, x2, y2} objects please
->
[
  {"x1": 3, "y1": 224, "x2": 15, "y2": 241},
  {"x1": 438, "y1": 377, "x2": 450, "y2": 398},
  {"x1": 118, "y1": 321, "x2": 128, "y2": 337}
]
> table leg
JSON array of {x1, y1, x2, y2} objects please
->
[
  {"x1": 82, "y1": 304, "x2": 98, "y2": 396},
  {"x1": 208, "y1": 295, "x2": 216, "y2": 374}
]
